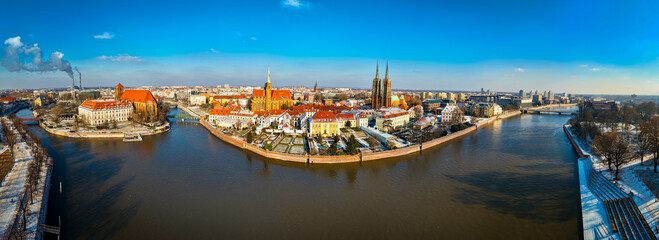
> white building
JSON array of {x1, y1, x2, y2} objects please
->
[
  {"x1": 189, "y1": 95, "x2": 207, "y2": 105},
  {"x1": 358, "y1": 113, "x2": 369, "y2": 127},
  {"x1": 492, "y1": 104, "x2": 503, "y2": 116},
  {"x1": 78, "y1": 99, "x2": 133, "y2": 126},
  {"x1": 375, "y1": 107, "x2": 410, "y2": 130},
  {"x1": 441, "y1": 105, "x2": 461, "y2": 123}
]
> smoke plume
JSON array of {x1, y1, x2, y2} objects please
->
[
  {"x1": 74, "y1": 66, "x2": 82, "y2": 89},
  {"x1": 1, "y1": 36, "x2": 75, "y2": 80}
]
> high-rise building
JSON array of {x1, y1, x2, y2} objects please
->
[{"x1": 519, "y1": 90, "x2": 526, "y2": 98}]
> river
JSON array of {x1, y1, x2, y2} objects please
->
[{"x1": 23, "y1": 108, "x2": 580, "y2": 239}]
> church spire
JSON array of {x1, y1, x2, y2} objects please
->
[
  {"x1": 385, "y1": 58, "x2": 389, "y2": 79},
  {"x1": 375, "y1": 59, "x2": 379, "y2": 79},
  {"x1": 267, "y1": 67, "x2": 271, "y2": 83}
]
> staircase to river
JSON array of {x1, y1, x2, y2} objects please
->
[{"x1": 587, "y1": 168, "x2": 657, "y2": 240}]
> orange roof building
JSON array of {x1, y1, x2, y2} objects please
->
[
  {"x1": 80, "y1": 100, "x2": 132, "y2": 110},
  {"x1": 120, "y1": 90, "x2": 157, "y2": 103},
  {"x1": 0, "y1": 97, "x2": 15, "y2": 103},
  {"x1": 251, "y1": 68, "x2": 293, "y2": 112},
  {"x1": 115, "y1": 83, "x2": 160, "y2": 122}
]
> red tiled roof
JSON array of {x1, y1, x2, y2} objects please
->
[
  {"x1": 253, "y1": 89, "x2": 265, "y2": 97},
  {"x1": 80, "y1": 100, "x2": 131, "y2": 110},
  {"x1": 311, "y1": 111, "x2": 337, "y2": 123},
  {"x1": 286, "y1": 110, "x2": 303, "y2": 116},
  {"x1": 116, "y1": 83, "x2": 123, "y2": 88},
  {"x1": 0, "y1": 97, "x2": 15, "y2": 102},
  {"x1": 336, "y1": 113, "x2": 355, "y2": 120},
  {"x1": 272, "y1": 90, "x2": 291, "y2": 100},
  {"x1": 120, "y1": 90, "x2": 157, "y2": 103},
  {"x1": 291, "y1": 104, "x2": 357, "y2": 112},
  {"x1": 210, "y1": 108, "x2": 231, "y2": 116},
  {"x1": 252, "y1": 89, "x2": 292, "y2": 100},
  {"x1": 380, "y1": 111, "x2": 409, "y2": 119}
]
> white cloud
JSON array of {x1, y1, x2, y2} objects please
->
[
  {"x1": 4, "y1": 36, "x2": 23, "y2": 48},
  {"x1": 93, "y1": 32, "x2": 115, "y2": 39},
  {"x1": 250, "y1": 37, "x2": 257, "y2": 40},
  {"x1": 210, "y1": 48, "x2": 219, "y2": 53},
  {"x1": 282, "y1": 0, "x2": 311, "y2": 9},
  {"x1": 590, "y1": 67, "x2": 601, "y2": 71},
  {"x1": 514, "y1": 67, "x2": 525, "y2": 72},
  {"x1": 97, "y1": 54, "x2": 144, "y2": 62}
]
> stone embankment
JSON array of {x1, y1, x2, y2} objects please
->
[{"x1": 201, "y1": 110, "x2": 522, "y2": 164}]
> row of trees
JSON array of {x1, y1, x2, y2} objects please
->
[
  {"x1": 576, "y1": 102, "x2": 659, "y2": 180},
  {"x1": 1, "y1": 114, "x2": 51, "y2": 238}
]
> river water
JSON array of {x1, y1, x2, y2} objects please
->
[{"x1": 25, "y1": 109, "x2": 580, "y2": 239}]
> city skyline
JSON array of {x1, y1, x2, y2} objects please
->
[{"x1": 2, "y1": 0, "x2": 659, "y2": 94}]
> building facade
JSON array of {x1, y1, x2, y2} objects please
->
[
  {"x1": 375, "y1": 108, "x2": 410, "y2": 131},
  {"x1": 78, "y1": 99, "x2": 133, "y2": 126},
  {"x1": 441, "y1": 105, "x2": 461, "y2": 123},
  {"x1": 189, "y1": 95, "x2": 207, "y2": 105},
  {"x1": 115, "y1": 83, "x2": 159, "y2": 122},
  {"x1": 309, "y1": 111, "x2": 339, "y2": 136}
]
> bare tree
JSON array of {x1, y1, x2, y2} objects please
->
[
  {"x1": 642, "y1": 116, "x2": 659, "y2": 173},
  {"x1": 591, "y1": 132, "x2": 631, "y2": 179},
  {"x1": 451, "y1": 107, "x2": 464, "y2": 125}
]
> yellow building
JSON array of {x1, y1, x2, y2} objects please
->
[
  {"x1": 251, "y1": 68, "x2": 293, "y2": 111},
  {"x1": 34, "y1": 97, "x2": 43, "y2": 107},
  {"x1": 447, "y1": 92, "x2": 456, "y2": 102},
  {"x1": 310, "y1": 111, "x2": 339, "y2": 136},
  {"x1": 458, "y1": 93, "x2": 466, "y2": 102}
]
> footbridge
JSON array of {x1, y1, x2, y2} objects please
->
[{"x1": 521, "y1": 108, "x2": 577, "y2": 115}]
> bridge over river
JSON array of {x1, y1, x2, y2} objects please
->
[{"x1": 521, "y1": 108, "x2": 577, "y2": 115}]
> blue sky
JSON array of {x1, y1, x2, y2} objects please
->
[{"x1": 1, "y1": 0, "x2": 659, "y2": 94}]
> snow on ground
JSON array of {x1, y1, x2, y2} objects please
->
[
  {"x1": 0, "y1": 123, "x2": 53, "y2": 239},
  {"x1": 601, "y1": 156, "x2": 659, "y2": 236},
  {"x1": 0, "y1": 141, "x2": 31, "y2": 234},
  {"x1": 568, "y1": 126, "x2": 659, "y2": 238},
  {"x1": 578, "y1": 158, "x2": 619, "y2": 240}
]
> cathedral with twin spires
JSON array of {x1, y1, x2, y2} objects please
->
[{"x1": 371, "y1": 59, "x2": 392, "y2": 110}]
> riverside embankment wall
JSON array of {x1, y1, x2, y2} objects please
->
[
  {"x1": 563, "y1": 125, "x2": 590, "y2": 159},
  {"x1": 201, "y1": 110, "x2": 519, "y2": 164}
]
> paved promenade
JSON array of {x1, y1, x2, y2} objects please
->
[{"x1": 0, "y1": 122, "x2": 53, "y2": 239}]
